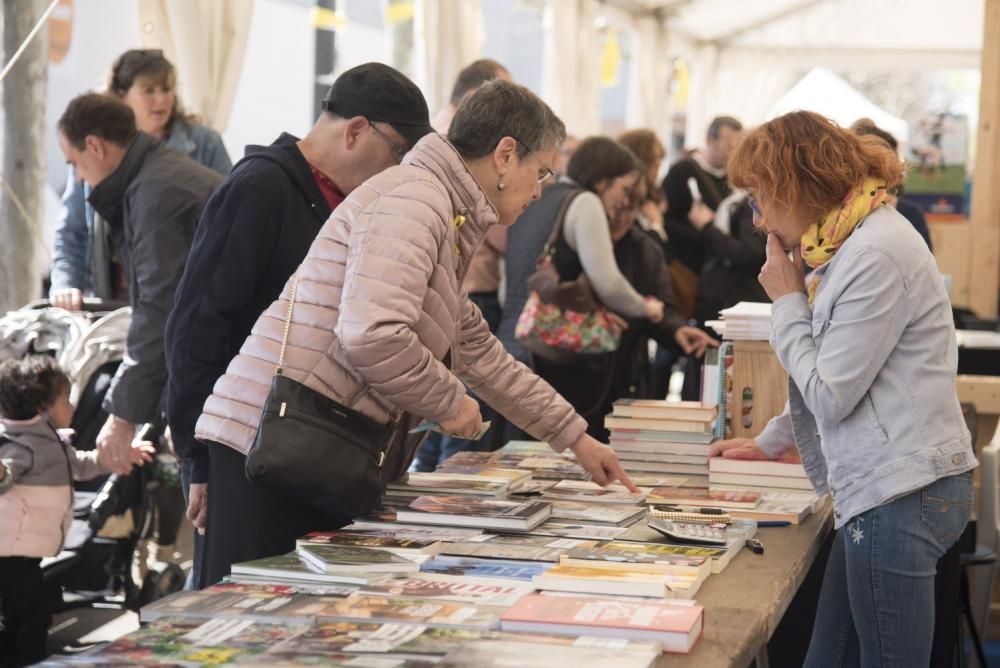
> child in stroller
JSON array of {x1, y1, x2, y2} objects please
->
[{"x1": 0, "y1": 356, "x2": 153, "y2": 665}]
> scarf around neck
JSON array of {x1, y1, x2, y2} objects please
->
[{"x1": 802, "y1": 177, "x2": 888, "y2": 303}]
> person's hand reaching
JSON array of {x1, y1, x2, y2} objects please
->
[{"x1": 570, "y1": 434, "x2": 639, "y2": 492}]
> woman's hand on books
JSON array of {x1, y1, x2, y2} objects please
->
[
  {"x1": 709, "y1": 438, "x2": 771, "y2": 460},
  {"x1": 569, "y1": 434, "x2": 639, "y2": 492},
  {"x1": 674, "y1": 326, "x2": 718, "y2": 358},
  {"x1": 438, "y1": 396, "x2": 484, "y2": 440},
  {"x1": 187, "y1": 483, "x2": 208, "y2": 535},
  {"x1": 709, "y1": 437, "x2": 801, "y2": 463}
]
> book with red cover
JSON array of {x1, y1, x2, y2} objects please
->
[{"x1": 500, "y1": 593, "x2": 704, "y2": 653}]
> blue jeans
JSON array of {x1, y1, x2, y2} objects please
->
[{"x1": 804, "y1": 472, "x2": 972, "y2": 668}]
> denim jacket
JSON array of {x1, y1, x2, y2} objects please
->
[
  {"x1": 50, "y1": 120, "x2": 232, "y2": 294},
  {"x1": 756, "y1": 205, "x2": 976, "y2": 529}
]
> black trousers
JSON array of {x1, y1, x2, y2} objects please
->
[
  {"x1": 180, "y1": 459, "x2": 204, "y2": 590},
  {"x1": 0, "y1": 557, "x2": 49, "y2": 667},
  {"x1": 199, "y1": 441, "x2": 348, "y2": 588}
]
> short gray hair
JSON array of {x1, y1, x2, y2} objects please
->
[{"x1": 448, "y1": 80, "x2": 566, "y2": 160}]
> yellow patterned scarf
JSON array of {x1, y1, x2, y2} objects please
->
[{"x1": 802, "y1": 178, "x2": 888, "y2": 303}]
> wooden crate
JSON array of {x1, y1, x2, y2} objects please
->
[{"x1": 730, "y1": 340, "x2": 789, "y2": 439}]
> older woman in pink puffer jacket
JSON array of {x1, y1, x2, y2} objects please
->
[{"x1": 193, "y1": 81, "x2": 637, "y2": 586}]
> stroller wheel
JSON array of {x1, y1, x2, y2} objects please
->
[{"x1": 138, "y1": 562, "x2": 186, "y2": 606}]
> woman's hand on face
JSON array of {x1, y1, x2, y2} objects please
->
[
  {"x1": 438, "y1": 395, "x2": 484, "y2": 439},
  {"x1": 569, "y1": 434, "x2": 639, "y2": 492},
  {"x1": 644, "y1": 297, "x2": 665, "y2": 323},
  {"x1": 758, "y1": 233, "x2": 806, "y2": 301}
]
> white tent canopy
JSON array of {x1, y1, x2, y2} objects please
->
[
  {"x1": 632, "y1": 0, "x2": 985, "y2": 143},
  {"x1": 768, "y1": 68, "x2": 910, "y2": 141}
]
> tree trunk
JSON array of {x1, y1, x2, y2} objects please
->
[{"x1": 1, "y1": 0, "x2": 48, "y2": 313}]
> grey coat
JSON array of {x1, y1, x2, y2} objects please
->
[{"x1": 88, "y1": 133, "x2": 223, "y2": 424}]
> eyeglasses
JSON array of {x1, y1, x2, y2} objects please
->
[
  {"x1": 510, "y1": 136, "x2": 555, "y2": 184},
  {"x1": 367, "y1": 120, "x2": 409, "y2": 163},
  {"x1": 748, "y1": 194, "x2": 763, "y2": 220}
]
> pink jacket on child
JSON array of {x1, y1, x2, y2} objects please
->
[
  {"x1": 0, "y1": 417, "x2": 105, "y2": 558},
  {"x1": 195, "y1": 133, "x2": 587, "y2": 480}
]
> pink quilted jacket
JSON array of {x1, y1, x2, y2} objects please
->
[{"x1": 195, "y1": 134, "x2": 587, "y2": 478}]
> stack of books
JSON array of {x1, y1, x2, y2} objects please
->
[
  {"x1": 707, "y1": 301, "x2": 772, "y2": 341},
  {"x1": 397, "y1": 494, "x2": 553, "y2": 531},
  {"x1": 501, "y1": 593, "x2": 704, "y2": 654},
  {"x1": 605, "y1": 400, "x2": 717, "y2": 484},
  {"x1": 385, "y1": 472, "x2": 514, "y2": 501},
  {"x1": 708, "y1": 457, "x2": 812, "y2": 491},
  {"x1": 437, "y1": 447, "x2": 590, "y2": 483}
]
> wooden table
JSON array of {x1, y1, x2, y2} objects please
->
[{"x1": 660, "y1": 500, "x2": 834, "y2": 668}]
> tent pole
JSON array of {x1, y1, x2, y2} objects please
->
[
  {"x1": 1, "y1": 0, "x2": 48, "y2": 312},
  {"x1": 970, "y1": 0, "x2": 1000, "y2": 319}
]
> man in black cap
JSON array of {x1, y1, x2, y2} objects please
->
[{"x1": 164, "y1": 63, "x2": 433, "y2": 587}]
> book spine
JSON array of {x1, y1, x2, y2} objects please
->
[{"x1": 713, "y1": 341, "x2": 731, "y2": 440}]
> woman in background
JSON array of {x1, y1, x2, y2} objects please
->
[
  {"x1": 528, "y1": 137, "x2": 712, "y2": 437},
  {"x1": 617, "y1": 129, "x2": 667, "y2": 240}
]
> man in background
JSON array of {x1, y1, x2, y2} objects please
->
[{"x1": 431, "y1": 59, "x2": 511, "y2": 133}]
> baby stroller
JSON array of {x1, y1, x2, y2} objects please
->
[{"x1": 0, "y1": 300, "x2": 184, "y2": 615}]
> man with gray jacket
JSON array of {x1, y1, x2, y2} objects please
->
[{"x1": 56, "y1": 93, "x2": 222, "y2": 475}]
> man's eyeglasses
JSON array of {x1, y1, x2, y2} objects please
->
[
  {"x1": 367, "y1": 120, "x2": 409, "y2": 163},
  {"x1": 510, "y1": 136, "x2": 555, "y2": 184}
]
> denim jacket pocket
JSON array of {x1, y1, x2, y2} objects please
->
[
  {"x1": 865, "y1": 392, "x2": 889, "y2": 442},
  {"x1": 920, "y1": 472, "x2": 973, "y2": 546}
]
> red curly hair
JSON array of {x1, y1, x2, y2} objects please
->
[{"x1": 728, "y1": 111, "x2": 905, "y2": 227}]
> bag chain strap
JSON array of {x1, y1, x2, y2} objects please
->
[{"x1": 276, "y1": 273, "x2": 300, "y2": 373}]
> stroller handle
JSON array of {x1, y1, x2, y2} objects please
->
[{"x1": 26, "y1": 297, "x2": 130, "y2": 314}]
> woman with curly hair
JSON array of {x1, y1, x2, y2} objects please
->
[{"x1": 710, "y1": 111, "x2": 976, "y2": 666}]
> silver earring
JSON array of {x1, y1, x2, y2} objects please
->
[{"x1": 497, "y1": 179, "x2": 505, "y2": 192}]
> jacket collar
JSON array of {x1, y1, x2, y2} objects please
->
[
  {"x1": 403, "y1": 133, "x2": 500, "y2": 262},
  {"x1": 88, "y1": 132, "x2": 159, "y2": 227},
  {"x1": 164, "y1": 118, "x2": 196, "y2": 156},
  {"x1": 0, "y1": 415, "x2": 56, "y2": 443},
  {"x1": 238, "y1": 133, "x2": 331, "y2": 223}
]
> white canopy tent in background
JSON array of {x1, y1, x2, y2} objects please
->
[
  {"x1": 658, "y1": 0, "x2": 985, "y2": 144},
  {"x1": 768, "y1": 68, "x2": 910, "y2": 142}
]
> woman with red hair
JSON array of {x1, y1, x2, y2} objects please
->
[{"x1": 711, "y1": 111, "x2": 975, "y2": 666}]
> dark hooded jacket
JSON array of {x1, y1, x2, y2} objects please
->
[{"x1": 165, "y1": 134, "x2": 332, "y2": 483}]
